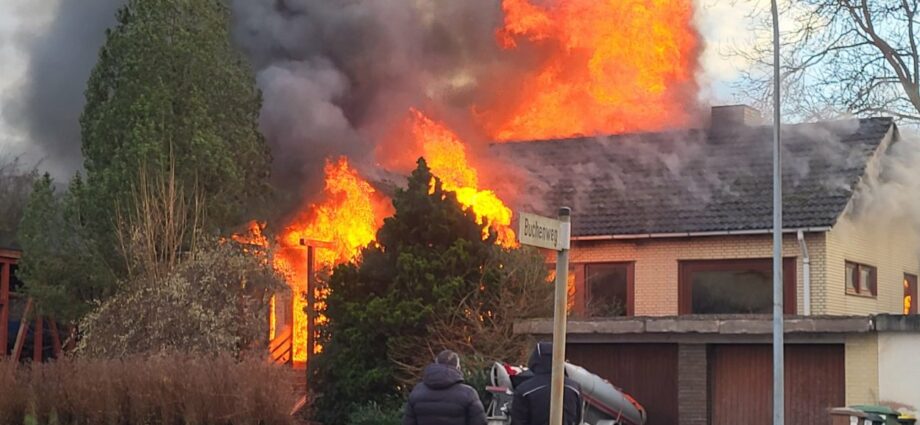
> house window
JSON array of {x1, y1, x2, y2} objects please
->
[
  {"x1": 679, "y1": 259, "x2": 796, "y2": 315},
  {"x1": 905, "y1": 274, "x2": 918, "y2": 315},
  {"x1": 584, "y1": 263, "x2": 633, "y2": 317},
  {"x1": 845, "y1": 262, "x2": 877, "y2": 297}
]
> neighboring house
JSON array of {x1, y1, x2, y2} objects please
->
[{"x1": 495, "y1": 105, "x2": 920, "y2": 425}]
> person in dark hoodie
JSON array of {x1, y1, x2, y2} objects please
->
[
  {"x1": 403, "y1": 350, "x2": 487, "y2": 425},
  {"x1": 511, "y1": 342, "x2": 583, "y2": 425}
]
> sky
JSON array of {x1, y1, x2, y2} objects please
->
[{"x1": 0, "y1": 0, "x2": 766, "y2": 179}]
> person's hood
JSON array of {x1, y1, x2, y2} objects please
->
[
  {"x1": 422, "y1": 363, "x2": 464, "y2": 389},
  {"x1": 528, "y1": 341, "x2": 554, "y2": 374}
]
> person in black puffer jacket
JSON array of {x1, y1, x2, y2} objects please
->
[
  {"x1": 403, "y1": 350, "x2": 487, "y2": 425},
  {"x1": 511, "y1": 342, "x2": 583, "y2": 425}
]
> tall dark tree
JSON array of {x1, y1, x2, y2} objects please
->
[
  {"x1": 17, "y1": 174, "x2": 115, "y2": 321},
  {"x1": 310, "y1": 159, "x2": 501, "y2": 424},
  {"x1": 0, "y1": 157, "x2": 37, "y2": 248},
  {"x1": 80, "y1": 0, "x2": 271, "y2": 242}
]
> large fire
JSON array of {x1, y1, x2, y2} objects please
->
[
  {"x1": 480, "y1": 0, "x2": 699, "y2": 140},
  {"x1": 281, "y1": 157, "x2": 390, "y2": 268},
  {"x1": 276, "y1": 157, "x2": 390, "y2": 362},
  {"x1": 249, "y1": 0, "x2": 702, "y2": 366},
  {"x1": 409, "y1": 109, "x2": 516, "y2": 247},
  {"x1": 237, "y1": 158, "x2": 389, "y2": 363}
]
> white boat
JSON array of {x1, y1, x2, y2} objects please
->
[{"x1": 486, "y1": 361, "x2": 647, "y2": 425}]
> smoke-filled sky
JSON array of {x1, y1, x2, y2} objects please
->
[{"x1": 0, "y1": 0, "x2": 777, "y2": 180}]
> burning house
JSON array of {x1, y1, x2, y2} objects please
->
[
  {"x1": 501, "y1": 105, "x2": 920, "y2": 425},
  {"x1": 228, "y1": 0, "x2": 920, "y2": 422}
]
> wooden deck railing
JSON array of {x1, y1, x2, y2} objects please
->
[{"x1": 269, "y1": 325, "x2": 293, "y2": 365}]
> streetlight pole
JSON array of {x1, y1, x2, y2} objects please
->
[{"x1": 771, "y1": 0, "x2": 785, "y2": 423}]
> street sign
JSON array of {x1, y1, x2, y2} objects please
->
[{"x1": 518, "y1": 211, "x2": 570, "y2": 251}]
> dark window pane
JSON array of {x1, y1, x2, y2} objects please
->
[
  {"x1": 846, "y1": 263, "x2": 858, "y2": 293},
  {"x1": 691, "y1": 268, "x2": 772, "y2": 314},
  {"x1": 585, "y1": 264, "x2": 628, "y2": 317}
]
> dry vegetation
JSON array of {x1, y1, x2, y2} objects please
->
[
  {"x1": 0, "y1": 355, "x2": 295, "y2": 425},
  {"x1": 389, "y1": 247, "x2": 553, "y2": 385}
]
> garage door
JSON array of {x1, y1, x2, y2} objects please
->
[
  {"x1": 566, "y1": 343, "x2": 678, "y2": 425},
  {"x1": 711, "y1": 344, "x2": 845, "y2": 425}
]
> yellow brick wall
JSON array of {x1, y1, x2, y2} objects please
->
[
  {"x1": 845, "y1": 333, "x2": 879, "y2": 405},
  {"x1": 569, "y1": 233, "x2": 824, "y2": 316},
  {"x1": 824, "y1": 215, "x2": 920, "y2": 315}
]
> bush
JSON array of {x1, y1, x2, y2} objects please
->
[
  {"x1": 76, "y1": 238, "x2": 284, "y2": 358},
  {"x1": 347, "y1": 402, "x2": 403, "y2": 425},
  {"x1": 0, "y1": 355, "x2": 295, "y2": 425}
]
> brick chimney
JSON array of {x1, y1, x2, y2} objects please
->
[{"x1": 710, "y1": 104, "x2": 763, "y2": 127}]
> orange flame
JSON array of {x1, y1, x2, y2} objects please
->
[
  {"x1": 236, "y1": 158, "x2": 389, "y2": 363},
  {"x1": 409, "y1": 109, "x2": 516, "y2": 247},
  {"x1": 281, "y1": 157, "x2": 390, "y2": 268},
  {"x1": 482, "y1": 0, "x2": 699, "y2": 140},
  {"x1": 278, "y1": 157, "x2": 390, "y2": 362},
  {"x1": 905, "y1": 278, "x2": 913, "y2": 315}
]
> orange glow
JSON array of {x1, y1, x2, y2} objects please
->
[
  {"x1": 905, "y1": 278, "x2": 913, "y2": 315},
  {"x1": 231, "y1": 221, "x2": 281, "y2": 342},
  {"x1": 547, "y1": 268, "x2": 576, "y2": 313},
  {"x1": 482, "y1": 0, "x2": 699, "y2": 140},
  {"x1": 281, "y1": 157, "x2": 390, "y2": 268},
  {"x1": 237, "y1": 158, "x2": 390, "y2": 363},
  {"x1": 231, "y1": 220, "x2": 270, "y2": 247},
  {"x1": 277, "y1": 157, "x2": 390, "y2": 362},
  {"x1": 409, "y1": 109, "x2": 516, "y2": 247},
  {"x1": 268, "y1": 295, "x2": 277, "y2": 340}
]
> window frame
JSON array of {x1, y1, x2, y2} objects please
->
[
  {"x1": 845, "y1": 261, "x2": 877, "y2": 298},
  {"x1": 582, "y1": 262, "x2": 635, "y2": 317},
  {"x1": 678, "y1": 258, "x2": 797, "y2": 315}
]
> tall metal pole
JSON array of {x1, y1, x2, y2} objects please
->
[
  {"x1": 549, "y1": 207, "x2": 572, "y2": 425},
  {"x1": 771, "y1": 0, "x2": 785, "y2": 424}
]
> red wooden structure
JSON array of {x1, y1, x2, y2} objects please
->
[{"x1": 1, "y1": 248, "x2": 63, "y2": 362}]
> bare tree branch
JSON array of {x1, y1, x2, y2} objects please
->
[{"x1": 728, "y1": 0, "x2": 920, "y2": 125}]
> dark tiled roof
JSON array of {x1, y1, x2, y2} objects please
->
[{"x1": 492, "y1": 118, "x2": 895, "y2": 237}]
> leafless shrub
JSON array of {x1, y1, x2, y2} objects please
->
[
  {"x1": 0, "y1": 354, "x2": 295, "y2": 425},
  {"x1": 116, "y1": 160, "x2": 204, "y2": 281},
  {"x1": 390, "y1": 247, "x2": 553, "y2": 385}
]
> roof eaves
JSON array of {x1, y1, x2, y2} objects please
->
[{"x1": 572, "y1": 226, "x2": 832, "y2": 241}]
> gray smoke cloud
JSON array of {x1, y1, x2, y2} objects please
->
[
  {"x1": 846, "y1": 131, "x2": 920, "y2": 246},
  {"x1": 1, "y1": 0, "x2": 125, "y2": 180},
  {"x1": 230, "y1": 0, "x2": 512, "y2": 201}
]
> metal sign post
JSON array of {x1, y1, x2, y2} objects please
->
[{"x1": 518, "y1": 207, "x2": 572, "y2": 425}]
